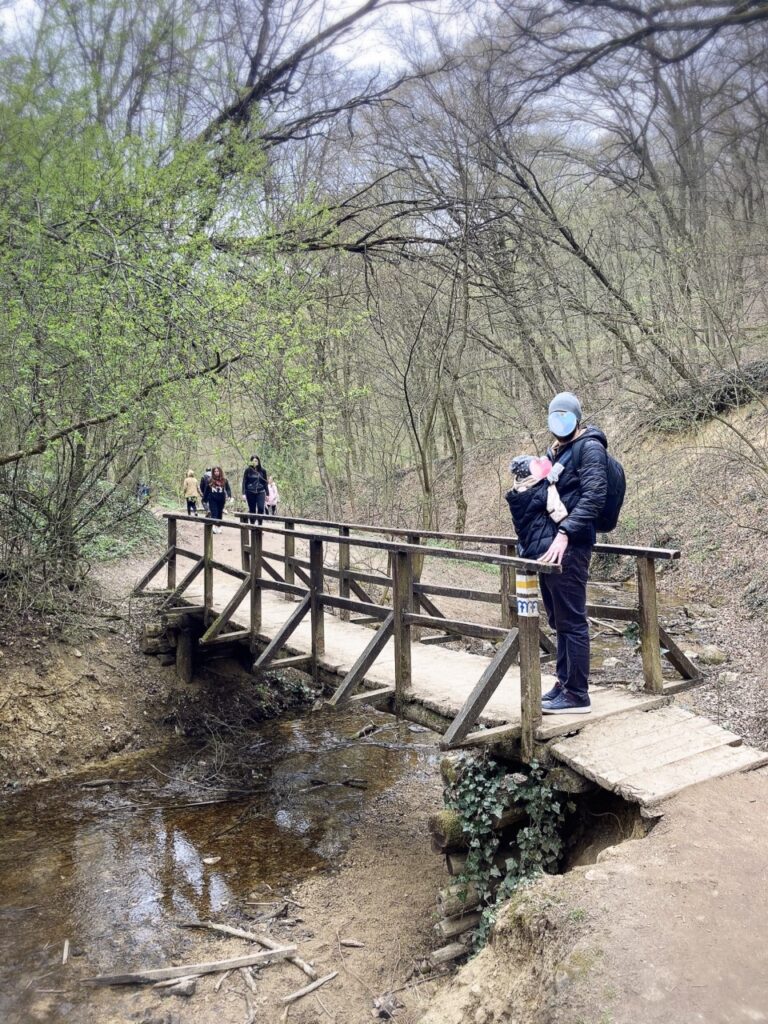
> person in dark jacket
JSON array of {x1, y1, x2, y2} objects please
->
[
  {"x1": 538, "y1": 392, "x2": 608, "y2": 715},
  {"x1": 200, "y1": 468, "x2": 212, "y2": 514},
  {"x1": 241, "y1": 456, "x2": 268, "y2": 517},
  {"x1": 505, "y1": 456, "x2": 567, "y2": 560},
  {"x1": 203, "y1": 466, "x2": 231, "y2": 532}
]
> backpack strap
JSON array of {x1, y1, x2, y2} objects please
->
[{"x1": 554, "y1": 436, "x2": 599, "y2": 472}]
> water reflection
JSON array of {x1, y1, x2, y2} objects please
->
[{"x1": 0, "y1": 706, "x2": 435, "y2": 1022}]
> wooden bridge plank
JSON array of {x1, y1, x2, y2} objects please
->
[
  {"x1": 550, "y1": 706, "x2": 767, "y2": 805},
  {"x1": 593, "y1": 725, "x2": 743, "y2": 784},
  {"x1": 617, "y1": 744, "x2": 768, "y2": 806},
  {"x1": 536, "y1": 691, "x2": 670, "y2": 741},
  {"x1": 550, "y1": 706, "x2": 696, "y2": 755}
]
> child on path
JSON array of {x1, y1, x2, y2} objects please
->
[
  {"x1": 266, "y1": 476, "x2": 280, "y2": 516},
  {"x1": 182, "y1": 469, "x2": 201, "y2": 516},
  {"x1": 204, "y1": 467, "x2": 231, "y2": 532}
]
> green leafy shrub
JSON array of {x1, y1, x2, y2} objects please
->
[{"x1": 445, "y1": 754, "x2": 573, "y2": 949}]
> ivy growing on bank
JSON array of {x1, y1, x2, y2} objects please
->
[{"x1": 445, "y1": 755, "x2": 574, "y2": 949}]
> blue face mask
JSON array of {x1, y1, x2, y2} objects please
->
[{"x1": 548, "y1": 410, "x2": 578, "y2": 438}]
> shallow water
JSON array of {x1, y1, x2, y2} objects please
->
[{"x1": 0, "y1": 706, "x2": 437, "y2": 1022}]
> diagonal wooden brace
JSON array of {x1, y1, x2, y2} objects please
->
[
  {"x1": 132, "y1": 547, "x2": 174, "y2": 595},
  {"x1": 159, "y1": 559, "x2": 204, "y2": 610},
  {"x1": 252, "y1": 594, "x2": 311, "y2": 673},
  {"x1": 440, "y1": 629, "x2": 520, "y2": 749},
  {"x1": 199, "y1": 577, "x2": 252, "y2": 645},
  {"x1": 328, "y1": 612, "x2": 395, "y2": 706}
]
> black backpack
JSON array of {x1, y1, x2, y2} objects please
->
[{"x1": 559, "y1": 439, "x2": 626, "y2": 533}]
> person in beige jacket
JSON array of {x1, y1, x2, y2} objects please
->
[{"x1": 182, "y1": 469, "x2": 201, "y2": 516}]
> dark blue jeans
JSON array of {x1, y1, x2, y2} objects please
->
[
  {"x1": 246, "y1": 491, "x2": 266, "y2": 517},
  {"x1": 539, "y1": 544, "x2": 592, "y2": 698}
]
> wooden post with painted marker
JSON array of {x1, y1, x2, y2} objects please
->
[{"x1": 517, "y1": 573, "x2": 542, "y2": 762}]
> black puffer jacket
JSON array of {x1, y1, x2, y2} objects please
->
[
  {"x1": 505, "y1": 481, "x2": 558, "y2": 559},
  {"x1": 242, "y1": 465, "x2": 267, "y2": 495},
  {"x1": 547, "y1": 425, "x2": 608, "y2": 547}
]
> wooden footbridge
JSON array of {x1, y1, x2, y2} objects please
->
[{"x1": 133, "y1": 513, "x2": 768, "y2": 805}]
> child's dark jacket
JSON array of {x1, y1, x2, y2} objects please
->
[{"x1": 505, "y1": 481, "x2": 558, "y2": 559}]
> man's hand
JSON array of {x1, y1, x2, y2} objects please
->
[{"x1": 540, "y1": 532, "x2": 569, "y2": 565}]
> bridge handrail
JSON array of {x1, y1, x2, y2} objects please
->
[
  {"x1": 161, "y1": 513, "x2": 560, "y2": 573},
  {"x1": 232, "y1": 512, "x2": 680, "y2": 561}
]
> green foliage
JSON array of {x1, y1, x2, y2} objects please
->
[
  {"x1": 445, "y1": 754, "x2": 572, "y2": 950},
  {"x1": 82, "y1": 504, "x2": 164, "y2": 563},
  {"x1": 0, "y1": 49, "x2": 329, "y2": 597}
]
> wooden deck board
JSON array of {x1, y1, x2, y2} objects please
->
[
  {"x1": 551, "y1": 707, "x2": 768, "y2": 805},
  {"x1": 617, "y1": 745, "x2": 768, "y2": 805}
]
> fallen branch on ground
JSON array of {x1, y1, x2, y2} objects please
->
[
  {"x1": 85, "y1": 947, "x2": 297, "y2": 986},
  {"x1": 281, "y1": 971, "x2": 338, "y2": 1005},
  {"x1": 179, "y1": 919, "x2": 317, "y2": 979}
]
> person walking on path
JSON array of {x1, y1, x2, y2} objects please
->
[
  {"x1": 182, "y1": 469, "x2": 201, "y2": 516},
  {"x1": 241, "y1": 456, "x2": 268, "y2": 517},
  {"x1": 204, "y1": 466, "x2": 231, "y2": 532},
  {"x1": 538, "y1": 392, "x2": 608, "y2": 715},
  {"x1": 200, "y1": 468, "x2": 212, "y2": 514},
  {"x1": 266, "y1": 476, "x2": 280, "y2": 516}
]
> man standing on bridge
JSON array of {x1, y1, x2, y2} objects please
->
[{"x1": 538, "y1": 393, "x2": 608, "y2": 715}]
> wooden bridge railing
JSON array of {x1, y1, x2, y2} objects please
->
[{"x1": 133, "y1": 513, "x2": 693, "y2": 760}]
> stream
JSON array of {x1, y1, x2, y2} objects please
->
[{"x1": 0, "y1": 706, "x2": 438, "y2": 1022}]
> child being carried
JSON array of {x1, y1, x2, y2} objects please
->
[{"x1": 505, "y1": 455, "x2": 568, "y2": 560}]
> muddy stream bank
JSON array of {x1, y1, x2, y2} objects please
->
[{"x1": 0, "y1": 706, "x2": 444, "y2": 1023}]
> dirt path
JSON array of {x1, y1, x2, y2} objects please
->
[{"x1": 418, "y1": 767, "x2": 768, "y2": 1024}]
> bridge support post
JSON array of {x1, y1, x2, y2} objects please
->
[
  {"x1": 637, "y1": 556, "x2": 663, "y2": 693},
  {"x1": 499, "y1": 542, "x2": 516, "y2": 631},
  {"x1": 309, "y1": 538, "x2": 325, "y2": 679},
  {"x1": 250, "y1": 525, "x2": 262, "y2": 650},
  {"x1": 203, "y1": 521, "x2": 213, "y2": 625},
  {"x1": 338, "y1": 525, "x2": 351, "y2": 620},
  {"x1": 392, "y1": 549, "x2": 413, "y2": 713},
  {"x1": 517, "y1": 573, "x2": 542, "y2": 762},
  {"x1": 284, "y1": 520, "x2": 295, "y2": 600},
  {"x1": 167, "y1": 518, "x2": 177, "y2": 591},
  {"x1": 176, "y1": 613, "x2": 196, "y2": 684},
  {"x1": 240, "y1": 515, "x2": 250, "y2": 572}
]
